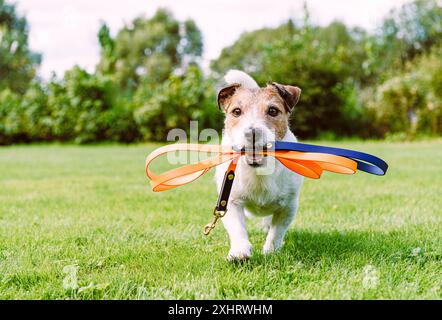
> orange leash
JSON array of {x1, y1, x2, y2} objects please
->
[{"x1": 145, "y1": 142, "x2": 357, "y2": 234}]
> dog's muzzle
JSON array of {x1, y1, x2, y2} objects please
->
[{"x1": 243, "y1": 127, "x2": 267, "y2": 167}]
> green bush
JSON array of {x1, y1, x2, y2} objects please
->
[
  {"x1": 47, "y1": 66, "x2": 140, "y2": 143},
  {"x1": 213, "y1": 21, "x2": 369, "y2": 138},
  {"x1": 134, "y1": 65, "x2": 220, "y2": 141},
  {"x1": 0, "y1": 67, "x2": 141, "y2": 145},
  {"x1": 0, "y1": 2, "x2": 441, "y2": 144},
  {"x1": 368, "y1": 46, "x2": 442, "y2": 137},
  {"x1": 21, "y1": 82, "x2": 52, "y2": 141},
  {"x1": 0, "y1": 89, "x2": 20, "y2": 144}
]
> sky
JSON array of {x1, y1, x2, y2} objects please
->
[{"x1": 14, "y1": 0, "x2": 411, "y2": 79}]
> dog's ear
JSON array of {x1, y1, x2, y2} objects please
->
[
  {"x1": 271, "y1": 82, "x2": 301, "y2": 112},
  {"x1": 217, "y1": 83, "x2": 241, "y2": 111}
]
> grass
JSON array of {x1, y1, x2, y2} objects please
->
[{"x1": 0, "y1": 140, "x2": 441, "y2": 300}]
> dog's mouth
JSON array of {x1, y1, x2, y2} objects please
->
[
  {"x1": 241, "y1": 142, "x2": 268, "y2": 167},
  {"x1": 245, "y1": 154, "x2": 265, "y2": 167}
]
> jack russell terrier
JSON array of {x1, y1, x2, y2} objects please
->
[{"x1": 215, "y1": 70, "x2": 303, "y2": 261}]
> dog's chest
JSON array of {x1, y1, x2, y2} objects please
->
[{"x1": 232, "y1": 164, "x2": 298, "y2": 210}]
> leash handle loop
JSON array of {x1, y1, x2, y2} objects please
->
[{"x1": 274, "y1": 141, "x2": 388, "y2": 176}]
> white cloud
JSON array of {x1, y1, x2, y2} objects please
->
[{"x1": 14, "y1": 0, "x2": 410, "y2": 79}]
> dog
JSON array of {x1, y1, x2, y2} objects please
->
[{"x1": 215, "y1": 70, "x2": 304, "y2": 261}]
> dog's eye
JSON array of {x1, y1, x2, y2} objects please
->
[
  {"x1": 267, "y1": 106, "x2": 280, "y2": 117},
  {"x1": 231, "y1": 108, "x2": 242, "y2": 117}
]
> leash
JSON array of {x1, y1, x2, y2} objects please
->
[{"x1": 145, "y1": 141, "x2": 388, "y2": 235}]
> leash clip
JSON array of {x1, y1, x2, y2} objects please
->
[{"x1": 203, "y1": 208, "x2": 227, "y2": 236}]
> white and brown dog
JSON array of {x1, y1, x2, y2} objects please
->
[{"x1": 215, "y1": 70, "x2": 304, "y2": 261}]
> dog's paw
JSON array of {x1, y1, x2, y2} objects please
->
[
  {"x1": 262, "y1": 241, "x2": 282, "y2": 255},
  {"x1": 227, "y1": 242, "x2": 252, "y2": 262}
]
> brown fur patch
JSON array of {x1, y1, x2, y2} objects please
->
[
  {"x1": 270, "y1": 83, "x2": 301, "y2": 112},
  {"x1": 223, "y1": 85, "x2": 294, "y2": 140}
]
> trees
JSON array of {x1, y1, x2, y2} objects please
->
[
  {"x1": 211, "y1": 19, "x2": 370, "y2": 138},
  {"x1": 0, "y1": 7, "x2": 209, "y2": 144},
  {"x1": 0, "y1": 7, "x2": 212, "y2": 144},
  {"x1": 0, "y1": 0, "x2": 41, "y2": 94},
  {"x1": 211, "y1": 21, "x2": 296, "y2": 77},
  {"x1": 380, "y1": 0, "x2": 441, "y2": 62},
  {"x1": 368, "y1": 45, "x2": 442, "y2": 137},
  {"x1": 97, "y1": 9, "x2": 203, "y2": 92},
  {"x1": 0, "y1": 0, "x2": 41, "y2": 144},
  {"x1": 96, "y1": 8, "x2": 208, "y2": 142},
  {"x1": 210, "y1": 0, "x2": 442, "y2": 139},
  {"x1": 0, "y1": 1, "x2": 441, "y2": 144},
  {"x1": 362, "y1": 0, "x2": 442, "y2": 138}
]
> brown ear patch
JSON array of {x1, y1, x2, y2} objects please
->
[
  {"x1": 271, "y1": 82, "x2": 301, "y2": 112},
  {"x1": 217, "y1": 83, "x2": 241, "y2": 110}
]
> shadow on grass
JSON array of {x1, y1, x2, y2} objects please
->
[{"x1": 244, "y1": 229, "x2": 437, "y2": 267}]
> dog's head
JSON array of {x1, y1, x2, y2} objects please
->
[{"x1": 218, "y1": 82, "x2": 301, "y2": 167}]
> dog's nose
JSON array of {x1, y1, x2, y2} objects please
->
[
  {"x1": 244, "y1": 127, "x2": 261, "y2": 141},
  {"x1": 244, "y1": 127, "x2": 255, "y2": 140}
]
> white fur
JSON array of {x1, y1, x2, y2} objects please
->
[
  {"x1": 224, "y1": 69, "x2": 259, "y2": 89},
  {"x1": 216, "y1": 70, "x2": 304, "y2": 261}
]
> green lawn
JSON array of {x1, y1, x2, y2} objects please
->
[{"x1": 0, "y1": 140, "x2": 441, "y2": 299}]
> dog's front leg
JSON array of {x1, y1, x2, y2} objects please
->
[
  {"x1": 262, "y1": 202, "x2": 298, "y2": 254},
  {"x1": 221, "y1": 202, "x2": 252, "y2": 261}
]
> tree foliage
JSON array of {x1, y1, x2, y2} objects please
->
[
  {"x1": 0, "y1": 1, "x2": 441, "y2": 144},
  {"x1": 134, "y1": 65, "x2": 220, "y2": 141},
  {"x1": 97, "y1": 9, "x2": 203, "y2": 92},
  {"x1": 211, "y1": 0, "x2": 441, "y2": 139},
  {"x1": 212, "y1": 20, "x2": 371, "y2": 138},
  {"x1": 368, "y1": 45, "x2": 442, "y2": 137},
  {"x1": 0, "y1": 0, "x2": 41, "y2": 94}
]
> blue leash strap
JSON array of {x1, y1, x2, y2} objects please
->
[{"x1": 274, "y1": 141, "x2": 388, "y2": 176}]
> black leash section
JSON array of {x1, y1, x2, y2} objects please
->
[
  {"x1": 204, "y1": 167, "x2": 236, "y2": 235},
  {"x1": 216, "y1": 169, "x2": 236, "y2": 213}
]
